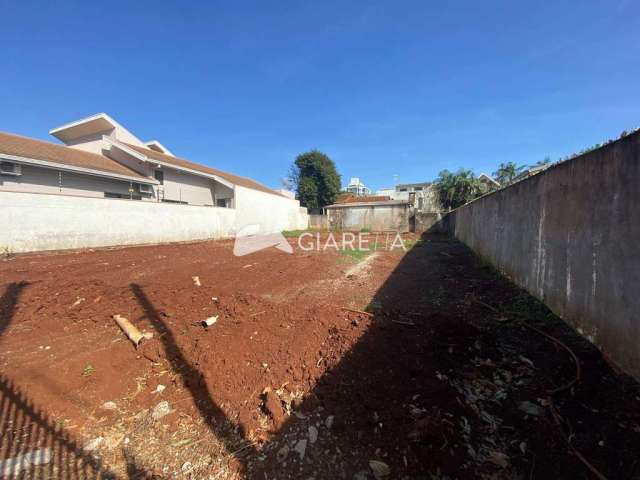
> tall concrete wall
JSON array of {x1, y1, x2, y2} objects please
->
[
  {"x1": 0, "y1": 191, "x2": 236, "y2": 253},
  {"x1": 234, "y1": 185, "x2": 308, "y2": 234},
  {"x1": 327, "y1": 204, "x2": 411, "y2": 232},
  {"x1": 0, "y1": 188, "x2": 309, "y2": 253},
  {"x1": 445, "y1": 132, "x2": 640, "y2": 380}
]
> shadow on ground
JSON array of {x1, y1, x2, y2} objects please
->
[
  {"x1": 2, "y1": 233, "x2": 639, "y2": 479},
  {"x1": 244, "y1": 233, "x2": 640, "y2": 479},
  {"x1": 0, "y1": 281, "x2": 154, "y2": 479}
]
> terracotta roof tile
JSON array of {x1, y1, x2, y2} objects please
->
[
  {"x1": 0, "y1": 132, "x2": 147, "y2": 179},
  {"x1": 124, "y1": 143, "x2": 285, "y2": 197},
  {"x1": 336, "y1": 195, "x2": 391, "y2": 204}
]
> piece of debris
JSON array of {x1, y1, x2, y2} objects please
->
[
  {"x1": 181, "y1": 462, "x2": 193, "y2": 474},
  {"x1": 308, "y1": 425, "x2": 318, "y2": 444},
  {"x1": 261, "y1": 389, "x2": 286, "y2": 428},
  {"x1": 294, "y1": 439, "x2": 307, "y2": 460},
  {"x1": 354, "y1": 471, "x2": 371, "y2": 480},
  {"x1": 84, "y1": 437, "x2": 104, "y2": 452},
  {"x1": 341, "y1": 307, "x2": 374, "y2": 317},
  {"x1": 142, "y1": 331, "x2": 154, "y2": 340},
  {"x1": 369, "y1": 459, "x2": 391, "y2": 479},
  {"x1": 202, "y1": 316, "x2": 218, "y2": 327},
  {"x1": 0, "y1": 448, "x2": 52, "y2": 477},
  {"x1": 192, "y1": 276, "x2": 201, "y2": 286},
  {"x1": 243, "y1": 264, "x2": 253, "y2": 269},
  {"x1": 325, "y1": 415, "x2": 334, "y2": 429},
  {"x1": 152, "y1": 401, "x2": 172, "y2": 420},
  {"x1": 113, "y1": 314, "x2": 144, "y2": 347},
  {"x1": 102, "y1": 401, "x2": 117, "y2": 410},
  {"x1": 276, "y1": 445, "x2": 289, "y2": 463},
  {"x1": 391, "y1": 319, "x2": 415, "y2": 327},
  {"x1": 487, "y1": 451, "x2": 510, "y2": 468},
  {"x1": 518, "y1": 355, "x2": 535, "y2": 368},
  {"x1": 152, "y1": 384, "x2": 166, "y2": 394},
  {"x1": 212, "y1": 297, "x2": 219, "y2": 302},
  {"x1": 70, "y1": 297, "x2": 85, "y2": 308},
  {"x1": 518, "y1": 401, "x2": 546, "y2": 417}
]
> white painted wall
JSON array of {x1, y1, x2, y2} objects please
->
[
  {"x1": 0, "y1": 189, "x2": 308, "y2": 253},
  {"x1": 0, "y1": 191, "x2": 236, "y2": 253},
  {"x1": 160, "y1": 168, "x2": 216, "y2": 206},
  {"x1": 234, "y1": 186, "x2": 309, "y2": 233}
]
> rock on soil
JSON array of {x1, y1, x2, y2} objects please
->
[
  {"x1": 262, "y1": 390, "x2": 286, "y2": 429},
  {"x1": 151, "y1": 401, "x2": 171, "y2": 420},
  {"x1": 308, "y1": 425, "x2": 318, "y2": 443},
  {"x1": 294, "y1": 439, "x2": 307, "y2": 460}
]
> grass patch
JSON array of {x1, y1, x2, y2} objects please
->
[
  {"x1": 281, "y1": 230, "x2": 310, "y2": 238},
  {"x1": 403, "y1": 238, "x2": 425, "y2": 249},
  {"x1": 340, "y1": 248, "x2": 372, "y2": 262},
  {"x1": 82, "y1": 364, "x2": 96, "y2": 377}
]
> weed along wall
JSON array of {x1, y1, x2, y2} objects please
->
[{"x1": 445, "y1": 132, "x2": 640, "y2": 380}]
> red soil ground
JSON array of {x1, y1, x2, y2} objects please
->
[{"x1": 0, "y1": 234, "x2": 638, "y2": 479}]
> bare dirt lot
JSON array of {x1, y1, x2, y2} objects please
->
[{"x1": 1, "y1": 233, "x2": 639, "y2": 479}]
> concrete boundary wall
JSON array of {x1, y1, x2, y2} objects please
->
[
  {"x1": 444, "y1": 132, "x2": 640, "y2": 380},
  {"x1": 1, "y1": 187, "x2": 308, "y2": 253},
  {"x1": 234, "y1": 186, "x2": 308, "y2": 234},
  {"x1": 0, "y1": 191, "x2": 237, "y2": 252}
]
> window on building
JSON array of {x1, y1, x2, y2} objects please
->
[
  {"x1": 399, "y1": 188, "x2": 407, "y2": 192},
  {"x1": 418, "y1": 197, "x2": 424, "y2": 209},
  {"x1": 0, "y1": 161, "x2": 22, "y2": 176},
  {"x1": 415, "y1": 187, "x2": 423, "y2": 191},
  {"x1": 105, "y1": 192, "x2": 142, "y2": 200},
  {"x1": 154, "y1": 170, "x2": 164, "y2": 185},
  {"x1": 217, "y1": 198, "x2": 230, "y2": 208}
]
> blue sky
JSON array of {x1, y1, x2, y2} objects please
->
[{"x1": 2, "y1": 1, "x2": 639, "y2": 191}]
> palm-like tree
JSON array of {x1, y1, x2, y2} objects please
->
[
  {"x1": 493, "y1": 162, "x2": 526, "y2": 185},
  {"x1": 435, "y1": 169, "x2": 481, "y2": 210}
]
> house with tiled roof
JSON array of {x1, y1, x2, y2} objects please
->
[
  {"x1": 0, "y1": 114, "x2": 308, "y2": 252},
  {"x1": 0, "y1": 113, "x2": 286, "y2": 207}
]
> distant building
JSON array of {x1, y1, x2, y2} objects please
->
[
  {"x1": 343, "y1": 177, "x2": 371, "y2": 196},
  {"x1": 375, "y1": 187, "x2": 395, "y2": 197},
  {"x1": 336, "y1": 194, "x2": 390, "y2": 204},
  {"x1": 478, "y1": 173, "x2": 500, "y2": 190},
  {"x1": 395, "y1": 182, "x2": 431, "y2": 194},
  {"x1": 376, "y1": 181, "x2": 440, "y2": 212},
  {"x1": 512, "y1": 164, "x2": 551, "y2": 184}
]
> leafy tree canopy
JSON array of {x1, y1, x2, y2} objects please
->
[
  {"x1": 492, "y1": 162, "x2": 526, "y2": 186},
  {"x1": 289, "y1": 150, "x2": 341, "y2": 209},
  {"x1": 435, "y1": 169, "x2": 483, "y2": 210}
]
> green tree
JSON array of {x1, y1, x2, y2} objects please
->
[
  {"x1": 297, "y1": 177, "x2": 319, "y2": 209},
  {"x1": 493, "y1": 162, "x2": 525, "y2": 185},
  {"x1": 435, "y1": 169, "x2": 482, "y2": 210},
  {"x1": 289, "y1": 150, "x2": 341, "y2": 209}
]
